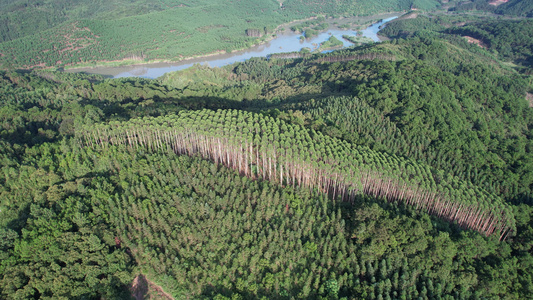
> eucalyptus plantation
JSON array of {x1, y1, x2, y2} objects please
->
[{"x1": 79, "y1": 109, "x2": 515, "y2": 239}]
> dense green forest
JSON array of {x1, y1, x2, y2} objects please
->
[
  {"x1": 450, "y1": 0, "x2": 533, "y2": 16},
  {"x1": 1, "y1": 1, "x2": 533, "y2": 299},
  {"x1": 79, "y1": 110, "x2": 515, "y2": 238},
  {"x1": 380, "y1": 14, "x2": 533, "y2": 67},
  {"x1": 496, "y1": 0, "x2": 533, "y2": 17}
]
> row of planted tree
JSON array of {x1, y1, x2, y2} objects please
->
[{"x1": 77, "y1": 109, "x2": 515, "y2": 239}]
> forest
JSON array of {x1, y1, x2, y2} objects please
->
[
  {"x1": 1, "y1": 0, "x2": 533, "y2": 299},
  {"x1": 450, "y1": 0, "x2": 533, "y2": 16}
]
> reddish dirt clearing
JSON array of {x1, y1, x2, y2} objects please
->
[
  {"x1": 489, "y1": 0, "x2": 509, "y2": 6},
  {"x1": 464, "y1": 36, "x2": 488, "y2": 49},
  {"x1": 131, "y1": 274, "x2": 174, "y2": 300},
  {"x1": 526, "y1": 93, "x2": 533, "y2": 108}
]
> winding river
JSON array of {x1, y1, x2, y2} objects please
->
[{"x1": 68, "y1": 15, "x2": 399, "y2": 79}]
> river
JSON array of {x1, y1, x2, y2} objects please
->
[{"x1": 67, "y1": 15, "x2": 399, "y2": 79}]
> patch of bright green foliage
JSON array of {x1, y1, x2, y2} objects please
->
[
  {"x1": 317, "y1": 36, "x2": 344, "y2": 51},
  {"x1": 342, "y1": 35, "x2": 374, "y2": 45}
]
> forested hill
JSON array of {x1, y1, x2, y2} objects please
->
[
  {"x1": 496, "y1": 0, "x2": 533, "y2": 17},
  {"x1": 1, "y1": 21, "x2": 533, "y2": 298},
  {"x1": 450, "y1": 0, "x2": 533, "y2": 17},
  {"x1": 79, "y1": 110, "x2": 514, "y2": 239},
  {"x1": 0, "y1": 0, "x2": 442, "y2": 69},
  {"x1": 379, "y1": 14, "x2": 533, "y2": 68}
]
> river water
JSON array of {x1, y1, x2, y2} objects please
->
[{"x1": 68, "y1": 15, "x2": 398, "y2": 79}]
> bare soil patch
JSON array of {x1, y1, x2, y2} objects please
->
[
  {"x1": 130, "y1": 274, "x2": 174, "y2": 300},
  {"x1": 489, "y1": 0, "x2": 509, "y2": 6},
  {"x1": 526, "y1": 93, "x2": 533, "y2": 108},
  {"x1": 464, "y1": 36, "x2": 488, "y2": 49},
  {"x1": 57, "y1": 22, "x2": 99, "y2": 54},
  {"x1": 398, "y1": 12, "x2": 418, "y2": 20},
  {"x1": 196, "y1": 24, "x2": 228, "y2": 33}
]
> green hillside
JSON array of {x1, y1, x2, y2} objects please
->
[
  {"x1": 1, "y1": 6, "x2": 533, "y2": 298},
  {"x1": 379, "y1": 14, "x2": 533, "y2": 67},
  {"x1": 80, "y1": 110, "x2": 514, "y2": 238},
  {"x1": 446, "y1": 0, "x2": 533, "y2": 16},
  {"x1": 2, "y1": 140, "x2": 527, "y2": 299},
  {"x1": 496, "y1": 0, "x2": 533, "y2": 17},
  {"x1": 159, "y1": 36, "x2": 532, "y2": 204}
]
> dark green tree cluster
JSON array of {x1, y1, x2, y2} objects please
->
[
  {"x1": 495, "y1": 0, "x2": 533, "y2": 17},
  {"x1": 156, "y1": 35, "x2": 533, "y2": 212},
  {"x1": 2, "y1": 139, "x2": 531, "y2": 299},
  {"x1": 379, "y1": 14, "x2": 533, "y2": 67},
  {"x1": 290, "y1": 57, "x2": 531, "y2": 199},
  {"x1": 446, "y1": 19, "x2": 533, "y2": 66},
  {"x1": 93, "y1": 147, "x2": 533, "y2": 299},
  {"x1": 290, "y1": 17, "x2": 327, "y2": 33},
  {"x1": 0, "y1": 141, "x2": 136, "y2": 299},
  {"x1": 378, "y1": 14, "x2": 450, "y2": 39},
  {"x1": 449, "y1": 0, "x2": 533, "y2": 17},
  {"x1": 448, "y1": 0, "x2": 499, "y2": 14}
]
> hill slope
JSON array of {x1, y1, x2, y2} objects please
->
[{"x1": 0, "y1": 26, "x2": 532, "y2": 298}]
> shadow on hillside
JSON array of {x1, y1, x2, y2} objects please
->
[{"x1": 77, "y1": 93, "x2": 349, "y2": 121}]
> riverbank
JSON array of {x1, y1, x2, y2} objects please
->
[
  {"x1": 63, "y1": 50, "x2": 228, "y2": 71},
  {"x1": 65, "y1": 15, "x2": 400, "y2": 78},
  {"x1": 64, "y1": 12, "x2": 403, "y2": 72}
]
